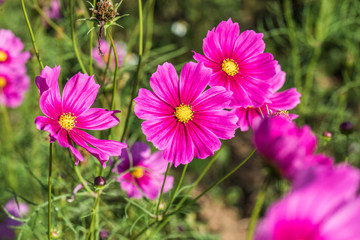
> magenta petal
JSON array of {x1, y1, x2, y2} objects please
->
[
  {"x1": 203, "y1": 30, "x2": 224, "y2": 63},
  {"x1": 75, "y1": 108, "x2": 120, "y2": 130},
  {"x1": 214, "y1": 18, "x2": 240, "y2": 58},
  {"x1": 162, "y1": 122, "x2": 194, "y2": 167},
  {"x1": 232, "y1": 30, "x2": 265, "y2": 62},
  {"x1": 193, "y1": 51, "x2": 220, "y2": 70},
  {"x1": 149, "y1": 62, "x2": 180, "y2": 108},
  {"x1": 233, "y1": 107, "x2": 250, "y2": 131},
  {"x1": 62, "y1": 73, "x2": 99, "y2": 116},
  {"x1": 134, "y1": 88, "x2": 174, "y2": 120},
  {"x1": 180, "y1": 62, "x2": 211, "y2": 104},
  {"x1": 118, "y1": 174, "x2": 143, "y2": 199},
  {"x1": 239, "y1": 53, "x2": 277, "y2": 81},
  {"x1": 192, "y1": 86, "x2": 232, "y2": 111},
  {"x1": 268, "y1": 88, "x2": 301, "y2": 110},
  {"x1": 129, "y1": 142, "x2": 152, "y2": 166},
  {"x1": 187, "y1": 121, "x2": 221, "y2": 159},
  {"x1": 35, "y1": 116, "x2": 60, "y2": 142},
  {"x1": 144, "y1": 151, "x2": 167, "y2": 172},
  {"x1": 267, "y1": 64, "x2": 286, "y2": 93},
  {"x1": 209, "y1": 70, "x2": 231, "y2": 90},
  {"x1": 57, "y1": 128, "x2": 84, "y2": 164}
]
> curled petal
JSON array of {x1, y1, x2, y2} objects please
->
[{"x1": 76, "y1": 108, "x2": 120, "y2": 130}]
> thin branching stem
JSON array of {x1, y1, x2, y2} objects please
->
[
  {"x1": 89, "y1": 0, "x2": 97, "y2": 75},
  {"x1": 48, "y1": 143, "x2": 53, "y2": 240},
  {"x1": 108, "y1": 29, "x2": 119, "y2": 111},
  {"x1": 86, "y1": 190, "x2": 101, "y2": 240},
  {"x1": 20, "y1": 0, "x2": 44, "y2": 69},
  {"x1": 74, "y1": 165, "x2": 94, "y2": 195},
  {"x1": 155, "y1": 163, "x2": 171, "y2": 220}
]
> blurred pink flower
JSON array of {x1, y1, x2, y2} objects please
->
[
  {"x1": 44, "y1": 0, "x2": 61, "y2": 20},
  {"x1": 234, "y1": 64, "x2": 301, "y2": 131},
  {"x1": 255, "y1": 164, "x2": 360, "y2": 240},
  {"x1": 0, "y1": 65, "x2": 29, "y2": 108},
  {"x1": 193, "y1": 18, "x2": 277, "y2": 108},
  {"x1": 0, "y1": 199, "x2": 29, "y2": 239},
  {"x1": 92, "y1": 39, "x2": 126, "y2": 70},
  {"x1": 253, "y1": 117, "x2": 333, "y2": 180},
  {"x1": 34, "y1": 65, "x2": 127, "y2": 167},
  {"x1": 134, "y1": 62, "x2": 238, "y2": 167},
  {"x1": 0, "y1": 29, "x2": 30, "y2": 73},
  {"x1": 114, "y1": 142, "x2": 174, "y2": 200}
]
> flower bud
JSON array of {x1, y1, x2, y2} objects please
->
[
  {"x1": 322, "y1": 131, "x2": 333, "y2": 140},
  {"x1": 339, "y1": 122, "x2": 354, "y2": 135},
  {"x1": 94, "y1": 176, "x2": 106, "y2": 187}
]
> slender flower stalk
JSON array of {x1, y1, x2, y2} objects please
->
[
  {"x1": 107, "y1": 28, "x2": 118, "y2": 111},
  {"x1": 74, "y1": 165, "x2": 93, "y2": 195},
  {"x1": 155, "y1": 162, "x2": 171, "y2": 220},
  {"x1": 69, "y1": 0, "x2": 87, "y2": 73},
  {"x1": 86, "y1": 190, "x2": 101, "y2": 240},
  {"x1": 89, "y1": 0, "x2": 96, "y2": 75},
  {"x1": 247, "y1": 181, "x2": 267, "y2": 240},
  {"x1": 48, "y1": 143, "x2": 53, "y2": 240},
  {"x1": 20, "y1": 0, "x2": 44, "y2": 69}
]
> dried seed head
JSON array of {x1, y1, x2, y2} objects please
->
[{"x1": 92, "y1": 0, "x2": 119, "y2": 22}]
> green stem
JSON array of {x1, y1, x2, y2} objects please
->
[
  {"x1": 1, "y1": 103, "x2": 13, "y2": 150},
  {"x1": 48, "y1": 143, "x2": 53, "y2": 240},
  {"x1": 247, "y1": 181, "x2": 266, "y2": 240},
  {"x1": 20, "y1": 0, "x2": 44, "y2": 69},
  {"x1": 74, "y1": 165, "x2": 94, "y2": 195},
  {"x1": 107, "y1": 29, "x2": 119, "y2": 111},
  {"x1": 89, "y1": 0, "x2": 96, "y2": 75},
  {"x1": 86, "y1": 190, "x2": 101, "y2": 240},
  {"x1": 163, "y1": 164, "x2": 188, "y2": 215},
  {"x1": 120, "y1": 0, "x2": 144, "y2": 142},
  {"x1": 69, "y1": 0, "x2": 87, "y2": 73},
  {"x1": 155, "y1": 163, "x2": 171, "y2": 220}
]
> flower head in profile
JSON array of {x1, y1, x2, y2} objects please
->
[
  {"x1": 253, "y1": 117, "x2": 333, "y2": 180},
  {"x1": 0, "y1": 29, "x2": 30, "y2": 73},
  {"x1": 235, "y1": 64, "x2": 301, "y2": 131},
  {"x1": 0, "y1": 198, "x2": 29, "y2": 239},
  {"x1": 92, "y1": 39, "x2": 126, "y2": 70},
  {"x1": 255, "y1": 164, "x2": 360, "y2": 240},
  {"x1": 114, "y1": 142, "x2": 174, "y2": 199},
  {"x1": 0, "y1": 65, "x2": 30, "y2": 108},
  {"x1": 193, "y1": 18, "x2": 277, "y2": 108},
  {"x1": 134, "y1": 62, "x2": 238, "y2": 167},
  {"x1": 35, "y1": 65, "x2": 127, "y2": 167}
]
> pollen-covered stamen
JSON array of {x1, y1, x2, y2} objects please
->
[
  {"x1": 58, "y1": 112, "x2": 77, "y2": 130},
  {"x1": 0, "y1": 76, "x2": 7, "y2": 89},
  {"x1": 0, "y1": 50, "x2": 8, "y2": 63},
  {"x1": 273, "y1": 110, "x2": 290, "y2": 120},
  {"x1": 131, "y1": 167, "x2": 145, "y2": 179},
  {"x1": 175, "y1": 103, "x2": 194, "y2": 123},
  {"x1": 222, "y1": 58, "x2": 239, "y2": 76}
]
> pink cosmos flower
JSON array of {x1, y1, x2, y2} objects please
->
[
  {"x1": 235, "y1": 64, "x2": 301, "y2": 131},
  {"x1": 0, "y1": 29, "x2": 30, "y2": 73},
  {"x1": 34, "y1": 65, "x2": 127, "y2": 167},
  {"x1": 0, "y1": 65, "x2": 30, "y2": 108},
  {"x1": 92, "y1": 39, "x2": 126, "y2": 70},
  {"x1": 253, "y1": 117, "x2": 333, "y2": 180},
  {"x1": 134, "y1": 62, "x2": 238, "y2": 167},
  {"x1": 114, "y1": 142, "x2": 174, "y2": 199},
  {"x1": 44, "y1": 0, "x2": 61, "y2": 20},
  {"x1": 255, "y1": 164, "x2": 360, "y2": 240},
  {"x1": 193, "y1": 18, "x2": 277, "y2": 108},
  {"x1": 0, "y1": 199, "x2": 29, "y2": 239}
]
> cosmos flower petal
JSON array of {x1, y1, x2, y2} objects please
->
[
  {"x1": 239, "y1": 53, "x2": 277, "y2": 81},
  {"x1": 139, "y1": 175, "x2": 174, "y2": 200},
  {"x1": 180, "y1": 62, "x2": 211, "y2": 104},
  {"x1": 232, "y1": 30, "x2": 265, "y2": 62},
  {"x1": 75, "y1": 108, "x2": 120, "y2": 130},
  {"x1": 57, "y1": 128, "x2": 83, "y2": 165},
  {"x1": 267, "y1": 64, "x2": 286, "y2": 93},
  {"x1": 163, "y1": 122, "x2": 194, "y2": 167},
  {"x1": 193, "y1": 51, "x2": 220, "y2": 70},
  {"x1": 203, "y1": 30, "x2": 224, "y2": 63},
  {"x1": 144, "y1": 151, "x2": 168, "y2": 172},
  {"x1": 134, "y1": 88, "x2": 175, "y2": 119},
  {"x1": 35, "y1": 116, "x2": 60, "y2": 142},
  {"x1": 268, "y1": 88, "x2": 301, "y2": 110},
  {"x1": 214, "y1": 18, "x2": 240, "y2": 58},
  {"x1": 118, "y1": 174, "x2": 143, "y2": 199},
  {"x1": 192, "y1": 86, "x2": 232, "y2": 111},
  {"x1": 187, "y1": 121, "x2": 221, "y2": 159},
  {"x1": 233, "y1": 107, "x2": 250, "y2": 131},
  {"x1": 149, "y1": 62, "x2": 180, "y2": 108},
  {"x1": 62, "y1": 73, "x2": 100, "y2": 116}
]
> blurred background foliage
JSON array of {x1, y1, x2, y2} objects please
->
[{"x1": 1, "y1": 0, "x2": 360, "y2": 239}]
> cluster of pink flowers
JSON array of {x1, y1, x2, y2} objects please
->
[{"x1": 0, "y1": 29, "x2": 30, "y2": 108}]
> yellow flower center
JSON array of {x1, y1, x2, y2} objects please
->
[
  {"x1": 131, "y1": 167, "x2": 144, "y2": 178},
  {"x1": 273, "y1": 110, "x2": 290, "y2": 120},
  {"x1": 0, "y1": 76, "x2": 7, "y2": 89},
  {"x1": 174, "y1": 103, "x2": 194, "y2": 123},
  {"x1": 0, "y1": 50, "x2": 8, "y2": 62},
  {"x1": 58, "y1": 112, "x2": 77, "y2": 130},
  {"x1": 221, "y1": 58, "x2": 239, "y2": 76}
]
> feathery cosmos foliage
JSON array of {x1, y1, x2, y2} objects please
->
[
  {"x1": 114, "y1": 142, "x2": 174, "y2": 199},
  {"x1": 134, "y1": 62, "x2": 238, "y2": 167},
  {"x1": 193, "y1": 18, "x2": 278, "y2": 108},
  {"x1": 34, "y1": 65, "x2": 127, "y2": 167}
]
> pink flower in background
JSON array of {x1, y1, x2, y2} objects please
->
[
  {"x1": 44, "y1": 0, "x2": 61, "y2": 20},
  {"x1": 0, "y1": 29, "x2": 30, "y2": 73},
  {"x1": 193, "y1": 18, "x2": 277, "y2": 108},
  {"x1": 235, "y1": 64, "x2": 301, "y2": 131},
  {"x1": 114, "y1": 142, "x2": 174, "y2": 199},
  {"x1": 255, "y1": 164, "x2": 360, "y2": 240},
  {"x1": 134, "y1": 62, "x2": 238, "y2": 167},
  {"x1": 0, "y1": 65, "x2": 29, "y2": 108},
  {"x1": 0, "y1": 199, "x2": 29, "y2": 239},
  {"x1": 35, "y1": 65, "x2": 127, "y2": 167},
  {"x1": 92, "y1": 39, "x2": 126, "y2": 70},
  {"x1": 253, "y1": 117, "x2": 333, "y2": 180}
]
